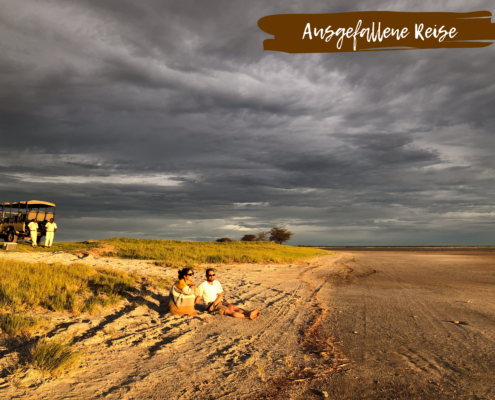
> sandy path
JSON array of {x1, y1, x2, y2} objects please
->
[
  {"x1": 2, "y1": 250, "x2": 494, "y2": 399},
  {"x1": 0, "y1": 251, "x2": 344, "y2": 399},
  {"x1": 312, "y1": 251, "x2": 495, "y2": 399}
]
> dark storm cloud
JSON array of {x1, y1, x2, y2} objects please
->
[{"x1": 1, "y1": 0, "x2": 495, "y2": 244}]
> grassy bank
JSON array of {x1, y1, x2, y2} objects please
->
[
  {"x1": 103, "y1": 238, "x2": 329, "y2": 266},
  {"x1": 0, "y1": 259, "x2": 139, "y2": 314},
  {"x1": 13, "y1": 240, "x2": 101, "y2": 254},
  {"x1": 11, "y1": 238, "x2": 330, "y2": 267}
]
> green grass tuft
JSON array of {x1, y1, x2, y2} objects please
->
[
  {"x1": 29, "y1": 337, "x2": 80, "y2": 376},
  {"x1": 0, "y1": 259, "x2": 140, "y2": 313},
  {"x1": 0, "y1": 313, "x2": 43, "y2": 337}
]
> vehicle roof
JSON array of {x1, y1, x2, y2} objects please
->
[{"x1": 1, "y1": 200, "x2": 56, "y2": 207}]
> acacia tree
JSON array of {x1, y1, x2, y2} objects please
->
[
  {"x1": 241, "y1": 234, "x2": 257, "y2": 242},
  {"x1": 255, "y1": 231, "x2": 269, "y2": 241},
  {"x1": 269, "y1": 227, "x2": 294, "y2": 245}
]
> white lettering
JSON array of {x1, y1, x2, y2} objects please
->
[
  {"x1": 302, "y1": 23, "x2": 312, "y2": 40},
  {"x1": 325, "y1": 26, "x2": 335, "y2": 42},
  {"x1": 415, "y1": 23, "x2": 425, "y2": 40},
  {"x1": 314, "y1": 27, "x2": 325, "y2": 39},
  {"x1": 352, "y1": 20, "x2": 363, "y2": 51}
]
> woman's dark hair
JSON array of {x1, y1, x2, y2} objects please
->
[{"x1": 178, "y1": 268, "x2": 194, "y2": 280}]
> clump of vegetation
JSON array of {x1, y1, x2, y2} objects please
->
[
  {"x1": 29, "y1": 337, "x2": 80, "y2": 377},
  {"x1": 13, "y1": 240, "x2": 101, "y2": 254},
  {"x1": 241, "y1": 234, "x2": 257, "y2": 242},
  {"x1": 0, "y1": 313, "x2": 44, "y2": 337},
  {"x1": 216, "y1": 237, "x2": 233, "y2": 242},
  {"x1": 269, "y1": 227, "x2": 294, "y2": 244},
  {"x1": 255, "y1": 231, "x2": 269, "y2": 241},
  {"x1": 100, "y1": 238, "x2": 328, "y2": 266},
  {"x1": 144, "y1": 275, "x2": 174, "y2": 291},
  {"x1": 0, "y1": 259, "x2": 139, "y2": 314}
]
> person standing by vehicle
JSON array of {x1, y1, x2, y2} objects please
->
[
  {"x1": 28, "y1": 218, "x2": 38, "y2": 248},
  {"x1": 45, "y1": 218, "x2": 57, "y2": 248}
]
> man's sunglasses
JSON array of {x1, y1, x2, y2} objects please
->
[{"x1": 207, "y1": 274, "x2": 215, "y2": 277}]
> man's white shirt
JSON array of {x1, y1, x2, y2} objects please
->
[
  {"x1": 197, "y1": 280, "x2": 223, "y2": 304},
  {"x1": 45, "y1": 222, "x2": 57, "y2": 232},
  {"x1": 28, "y1": 222, "x2": 38, "y2": 231}
]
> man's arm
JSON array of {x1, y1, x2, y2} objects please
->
[{"x1": 208, "y1": 292, "x2": 224, "y2": 311}]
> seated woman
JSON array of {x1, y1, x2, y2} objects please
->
[{"x1": 169, "y1": 268, "x2": 199, "y2": 317}]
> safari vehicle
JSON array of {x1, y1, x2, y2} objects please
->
[{"x1": 0, "y1": 200, "x2": 56, "y2": 243}]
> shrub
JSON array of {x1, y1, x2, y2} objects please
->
[
  {"x1": 255, "y1": 231, "x2": 269, "y2": 241},
  {"x1": 241, "y1": 235, "x2": 256, "y2": 242},
  {"x1": 216, "y1": 237, "x2": 233, "y2": 242}
]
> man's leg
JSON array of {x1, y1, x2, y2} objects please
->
[
  {"x1": 31, "y1": 232, "x2": 37, "y2": 247},
  {"x1": 225, "y1": 304, "x2": 260, "y2": 319},
  {"x1": 46, "y1": 232, "x2": 53, "y2": 247}
]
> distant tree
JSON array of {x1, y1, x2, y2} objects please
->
[
  {"x1": 255, "y1": 231, "x2": 269, "y2": 241},
  {"x1": 216, "y1": 237, "x2": 233, "y2": 242},
  {"x1": 241, "y1": 234, "x2": 257, "y2": 242},
  {"x1": 269, "y1": 227, "x2": 294, "y2": 245}
]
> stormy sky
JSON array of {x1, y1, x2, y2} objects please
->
[{"x1": 1, "y1": 0, "x2": 495, "y2": 245}]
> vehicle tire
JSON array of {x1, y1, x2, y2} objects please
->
[{"x1": 6, "y1": 230, "x2": 18, "y2": 243}]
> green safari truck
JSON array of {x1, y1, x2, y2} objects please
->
[{"x1": 0, "y1": 200, "x2": 56, "y2": 243}]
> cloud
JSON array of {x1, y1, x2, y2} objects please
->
[{"x1": 1, "y1": 0, "x2": 495, "y2": 244}]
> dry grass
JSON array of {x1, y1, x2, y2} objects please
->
[
  {"x1": 11, "y1": 238, "x2": 330, "y2": 268},
  {"x1": 251, "y1": 306, "x2": 347, "y2": 400},
  {"x1": 29, "y1": 336, "x2": 80, "y2": 377},
  {"x1": 143, "y1": 275, "x2": 174, "y2": 291},
  {"x1": 103, "y1": 238, "x2": 329, "y2": 266},
  {"x1": 0, "y1": 313, "x2": 44, "y2": 337},
  {"x1": 13, "y1": 240, "x2": 101, "y2": 254},
  {"x1": 0, "y1": 259, "x2": 140, "y2": 313}
]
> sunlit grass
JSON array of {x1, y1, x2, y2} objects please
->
[
  {"x1": 9, "y1": 238, "x2": 330, "y2": 267},
  {"x1": 103, "y1": 238, "x2": 330, "y2": 267},
  {"x1": 13, "y1": 240, "x2": 100, "y2": 254},
  {"x1": 29, "y1": 337, "x2": 80, "y2": 377},
  {"x1": 0, "y1": 313, "x2": 44, "y2": 337},
  {"x1": 0, "y1": 259, "x2": 139, "y2": 313}
]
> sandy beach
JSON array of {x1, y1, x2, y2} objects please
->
[{"x1": 1, "y1": 250, "x2": 494, "y2": 399}]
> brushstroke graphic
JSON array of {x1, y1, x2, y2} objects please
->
[{"x1": 258, "y1": 11, "x2": 495, "y2": 53}]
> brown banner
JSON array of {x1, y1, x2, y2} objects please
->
[{"x1": 258, "y1": 11, "x2": 495, "y2": 53}]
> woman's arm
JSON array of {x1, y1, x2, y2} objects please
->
[{"x1": 182, "y1": 284, "x2": 196, "y2": 295}]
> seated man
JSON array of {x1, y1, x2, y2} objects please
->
[{"x1": 195, "y1": 269, "x2": 260, "y2": 320}]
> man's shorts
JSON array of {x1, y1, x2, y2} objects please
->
[{"x1": 209, "y1": 301, "x2": 231, "y2": 316}]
